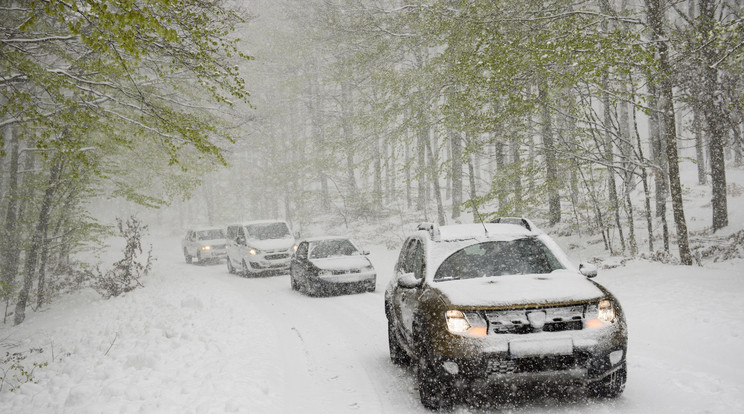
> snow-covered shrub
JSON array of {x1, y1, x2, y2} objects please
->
[
  {"x1": 94, "y1": 217, "x2": 153, "y2": 298},
  {"x1": 691, "y1": 229, "x2": 744, "y2": 263},
  {"x1": 0, "y1": 347, "x2": 47, "y2": 392}
]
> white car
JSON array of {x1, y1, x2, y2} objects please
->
[
  {"x1": 181, "y1": 227, "x2": 228, "y2": 264},
  {"x1": 225, "y1": 220, "x2": 296, "y2": 276}
]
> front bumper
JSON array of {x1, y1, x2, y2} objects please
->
[
  {"x1": 311, "y1": 271, "x2": 376, "y2": 293},
  {"x1": 248, "y1": 250, "x2": 293, "y2": 272},
  {"x1": 428, "y1": 326, "x2": 627, "y2": 387},
  {"x1": 198, "y1": 248, "x2": 227, "y2": 260}
]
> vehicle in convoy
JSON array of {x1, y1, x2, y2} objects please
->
[
  {"x1": 225, "y1": 220, "x2": 296, "y2": 276},
  {"x1": 290, "y1": 237, "x2": 376, "y2": 295},
  {"x1": 181, "y1": 227, "x2": 228, "y2": 264},
  {"x1": 384, "y1": 218, "x2": 627, "y2": 410}
]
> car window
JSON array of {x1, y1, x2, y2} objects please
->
[
  {"x1": 434, "y1": 238, "x2": 565, "y2": 281},
  {"x1": 396, "y1": 239, "x2": 415, "y2": 273},
  {"x1": 411, "y1": 241, "x2": 424, "y2": 280},
  {"x1": 196, "y1": 229, "x2": 224, "y2": 240},
  {"x1": 246, "y1": 222, "x2": 290, "y2": 240},
  {"x1": 308, "y1": 239, "x2": 358, "y2": 259}
]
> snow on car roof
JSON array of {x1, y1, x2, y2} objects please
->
[
  {"x1": 437, "y1": 223, "x2": 534, "y2": 241},
  {"x1": 302, "y1": 236, "x2": 352, "y2": 243},
  {"x1": 230, "y1": 220, "x2": 290, "y2": 226},
  {"x1": 187, "y1": 226, "x2": 225, "y2": 232}
]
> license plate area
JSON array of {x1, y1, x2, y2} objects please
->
[{"x1": 509, "y1": 337, "x2": 574, "y2": 358}]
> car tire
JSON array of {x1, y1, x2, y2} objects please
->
[
  {"x1": 417, "y1": 353, "x2": 454, "y2": 410},
  {"x1": 415, "y1": 322, "x2": 454, "y2": 410},
  {"x1": 387, "y1": 318, "x2": 410, "y2": 366},
  {"x1": 184, "y1": 248, "x2": 192, "y2": 264},
  {"x1": 588, "y1": 362, "x2": 627, "y2": 399},
  {"x1": 241, "y1": 260, "x2": 251, "y2": 277},
  {"x1": 227, "y1": 257, "x2": 236, "y2": 274},
  {"x1": 196, "y1": 250, "x2": 202, "y2": 263}
]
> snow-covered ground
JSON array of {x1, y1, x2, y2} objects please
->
[
  {"x1": 2, "y1": 166, "x2": 744, "y2": 413},
  {"x1": 1, "y1": 228, "x2": 743, "y2": 413}
]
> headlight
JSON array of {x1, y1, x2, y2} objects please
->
[
  {"x1": 293, "y1": 245, "x2": 298, "y2": 252},
  {"x1": 586, "y1": 299, "x2": 616, "y2": 328},
  {"x1": 201, "y1": 246, "x2": 211, "y2": 251},
  {"x1": 445, "y1": 310, "x2": 487, "y2": 337},
  {"x1": 248, "y1": 248, "x2": 259, "y2": 255},
  {"x1": 597, "y1": 299, "x2": 616, "y2": 322}
]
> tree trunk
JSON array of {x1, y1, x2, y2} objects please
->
[
  {"x1": 467, "y1": 155, "x2": 477, "y2": 222},
  {"x1": 510, "y1": 135, "x2": 523, "y2": 215},
  {"x1": 538, "y1": 81, "x2": 561, "y2": 225},
  {"x1": 341, "y1": 82, "x2": 357, "y2": 196},
  {"x1": 699, "y1": 0, "x2": 728, "y2": 231},
  {"x1": 646, "y1": 0, "x2": 693, "y2": 265},
  {"x1": 15, "y1": 158, "x2": 63, "y2": 325},
  {"x1": 693, "y1": 106, "x2": 707, "y2": 185},
  {"x1": 1, "y1": 127, "x2": 21, "y2": 323},
  {"x1": 373, "y1": 136, "x2": 383, "y2": 209},
  {"x1": 495, "y1": 141, "x2": 506, "y2": 211},
  {"x1": 450, "y1": 130, "x2": 462, "y2": 219},
  {"x1": 423, "y1": 129, "x2": 446, "y2": 225}
]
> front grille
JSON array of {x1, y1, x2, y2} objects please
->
[
  {"x1": 331, "y1": 269, "x2": 361, "y2": 275},
  {"x1": 487, "y1": 354, "x2": 584, "y2": 376},
  {"x1": 265, "y1": 253, "x2": 289, "y2": 260},
  {"x1": 486, "y1": 305, "x2": 585, "y2": 335}
]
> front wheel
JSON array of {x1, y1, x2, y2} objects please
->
[
  {"x1": 588, "y1": 363, "x2": 627, "y2": 398},
  {"x1": 184, "y1": 248, "x2": 192, "y2": 264},
  {"x1": 241, "y1": 260, "x2": 252, "y2": 277},
  {"x1": 227, "y1": 257, "x2": 236, "y2": 274},
  {"x1": 417, "y1": 353, "x2": 454, "y2": 410}
]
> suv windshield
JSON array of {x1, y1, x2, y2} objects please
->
[
  {"x1": 196, "y1": 229, "x2": 225, "y2": 240},
  {"x1": 309, "y1": 239, "x2": 358, "y2": 259},
  {"x1": 246, "y1": 222, "x2": 290, "y2": 240},
  {"x1": 434, "y1": 238, "x2": 565, "y2": 281}
]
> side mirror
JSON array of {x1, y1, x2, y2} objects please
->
[
  {"x1": 361, "y1": 250, "x2": 370, "y2": 256},
  {"x1": 294, "y1": 231, "x2": 301, "y2": 240},
  {"x1": 579, "y1": 263, "x2": 598, "y2": 278},
  {"x1": 397, "y1": 272, "x2": 422, "y2": 289},
  {"x1": 236, "y1": 236, "x2": 246, "y2": 246}
]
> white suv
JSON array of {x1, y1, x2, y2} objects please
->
[{"x1": 225, "y1": 220, "x2": 296, "y2": 276}]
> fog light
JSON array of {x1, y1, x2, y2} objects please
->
[
  {"x1": 609, "y1": 350, "x2": 623, "y2": 365},
  {"x1": 442, "y1": 361, "x2": 459, "y2": 375}
]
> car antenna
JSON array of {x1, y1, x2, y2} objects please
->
[{"x1": 470, "y1": 199, "x2": 488, "y2": 236}]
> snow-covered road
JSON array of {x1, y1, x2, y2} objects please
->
[{"x1": 1, "y1": 234, "x2": 743, "y2": 413}]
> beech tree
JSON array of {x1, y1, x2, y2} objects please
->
[{"x1": 1, "y1": 0, "x2": 252, "y2": 324}]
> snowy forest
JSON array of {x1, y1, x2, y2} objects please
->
[
  {"x1": 2, "y1": 1, "x2": 744, "y2": 412},
  {"x1": 1, "y1": 1, "x2": 743, "y2": 323}
]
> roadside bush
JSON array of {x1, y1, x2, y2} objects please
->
[
  {"x1": 0, "y1": 347, "x2": 47, "y2": 392},
  {"x1": 94, "y1": 216, "x2": 153, "y2": 298}
]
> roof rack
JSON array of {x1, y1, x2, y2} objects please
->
[
  {"x1": 416, "y1": 222, "x2": 441, "y2": 241},
  {"x1": 490, "y1": 217, "x2": 537, "y2": 232}
]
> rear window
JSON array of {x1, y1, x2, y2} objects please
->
[{"x1": 434, "y1": 238, "x2": 565, "y2": 282}]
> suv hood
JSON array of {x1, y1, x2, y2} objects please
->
[
  {"x1": 432, "y1": 269, "x2": 604, "y2": 308},
  {"x1": 249, "y1": 238, "x2": 295, "y2": 251}
]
